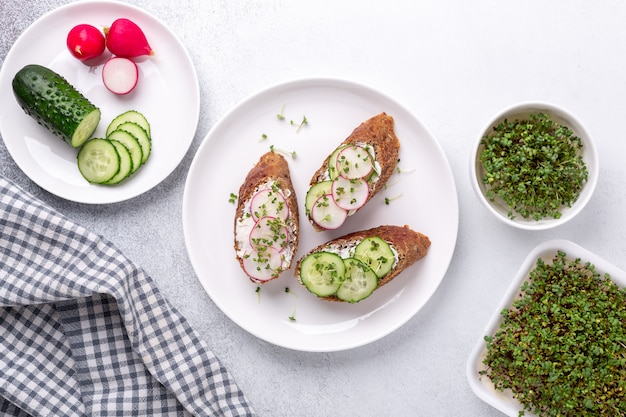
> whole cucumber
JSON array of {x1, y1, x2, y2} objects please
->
[{"x1": 12, "y1": 64, "x2": 101, "y2": 148}]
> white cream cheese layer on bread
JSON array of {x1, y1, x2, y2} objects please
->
[{"x1": 324, "y1": 241, "x2": 359, "y2": 259}]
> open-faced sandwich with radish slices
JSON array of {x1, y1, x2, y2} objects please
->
[
  {"x1": 294, "y1": 225, "x2": 430, "y2": 303},
  {"x1": 234, "y1": 151, "x2": 299, "y2": 283},
  {"x1": 305, "y1": 112, "x2": 400, "y2": 231}
]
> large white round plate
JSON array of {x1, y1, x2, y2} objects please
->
[
  {"x1": 183, "y1": 78, "x2": 459, "y2": 352},
  {"x1": 0, "y1": 0, "x2": 199, "y2": 204}
]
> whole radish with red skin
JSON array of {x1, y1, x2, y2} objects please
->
[
  {"x1": 104, "y1": 18, "x2": 154, "y2": 58},
  {"x1": 66, "y1": 24, "x2": 106, "y2": 61}
]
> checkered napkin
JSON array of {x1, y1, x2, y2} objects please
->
[{"x1": 0, "y1": 177, "x2": 256, "y2": 417}]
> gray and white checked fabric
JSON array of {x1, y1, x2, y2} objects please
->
[{"x1": 0, "y1": 177, "x2": 256, "y2": 417}]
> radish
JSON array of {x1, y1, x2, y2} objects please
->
[
  {"x1": 102, "y1": 57, "x2": 138, "y2": 95},
  {"x1": 249, "y1": 187, "x2": 289, "y2": 221},
  {"x1": 241, "y1": 247, "x2": 284, "y2": 283},
  {"x1": 249, "y1": 216, "x2": 289, "y2": 252},
  {"x1": 66, "y1": 24, "x2": 106, "y2": 61},
  {"x1": 104, "y1": 18, "x2": 154, "y2": 58},
  {"x1": 310, "y1": 194, "x2": 348, "y2": 230},
  {"x1": 336, "y1": 144, "x2": 374, "y2": 179},
  {"x1": 331, "y1": 176, "x2": 369, "y2": 210}
]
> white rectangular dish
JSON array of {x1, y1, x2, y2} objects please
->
[{"x1": 466, "y1": 239, "x2": 626, "y2": 416}]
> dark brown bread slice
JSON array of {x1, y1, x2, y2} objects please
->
[
  {"x1": 308, "y1": 112, "x2": 400, "y2": 231},
  {"x1": 294, "y1": 225, "x2": 430, "y2": 301},
  {"x1": 234, "y1": 151, "x2": 299, "y2": 282}
]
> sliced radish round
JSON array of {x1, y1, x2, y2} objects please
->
[
  {"x1": 102, "y1": 57, "x2": 139, "y2": 95},
  {"x1": 241, "y1": 247, "x2": 284, "y2": 283},
  {"x1": 335, "y1": 145, "x2": 374, "y2": 179},
  {"x1": 249, "y1": 187, "x2": 289, "y2": 221},
  {"x1": 310, "y1": 194, "x2": 348, "y2": 230},
  {"x1": 249, "y1": 216, "x2": 289, "y2": 252},
  {"x1": 331, "y1": 176, "x2": 369, "y2": 210}
]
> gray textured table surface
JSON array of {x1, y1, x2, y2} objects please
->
[{"x1": 2, "y1": 1, "x2": 626, "y2": 416}]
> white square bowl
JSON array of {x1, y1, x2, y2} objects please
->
[{"x1": 466, "y1": 239, "x2": 626, "y2": 416}]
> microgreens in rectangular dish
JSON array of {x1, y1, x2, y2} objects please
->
[{"x1": 480, "y1": 251, "x2": 626, "y2": 416}]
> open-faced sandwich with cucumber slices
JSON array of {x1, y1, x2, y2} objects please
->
[
  {"x1": 234, "y1": 151, "x2": 300, "y2": 284},
  {"x1": 294, "y1": 225, "x2": 430, "y2": 303},
  {"x1": 305, "y1": 112, "x2": 400, "y2": 231}
]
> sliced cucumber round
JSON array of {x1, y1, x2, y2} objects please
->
[
  {"x1": 107, "y1": 129, "x2": 143, "y2": 173},
  {"x1": 77, "y1": 138, "x2": 120, "y2": 184},
  {"x1": 106, "y1": 109, "x2": 151, "y2": 138},
  {"x1": 105, "y1": 140, "x2": 134, "y2": 185},
  {"x1": 327, "y1": 144, "x2": 348, "y2": 180},
  {"x1": 336, "y1": 258, "x2": 378, "y2": 303},
  {"x1": 299, "y1": 252, "x2": 346, "y2": 297},
  {"x1": 305, "y1": 180, "x2": 333, "y2": 215},
  {"x1": 354, "y1": 236, "x2": 396, "y2": 278},
  {"x1": 114, "y1": 121, "x2": 151, "y2": 165}
]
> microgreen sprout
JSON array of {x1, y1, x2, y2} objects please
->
[
  {"x1": 384, "y1": 193, "x2": 403, "y2": 205},
  {"x1": 481, "y1": 252, "x2": 626, "y2": 416},
  {"x1": 288, "y1": 305, "x2": 296, "y2": 321},
  {"x1": 260, "y1": 133, "x2": 268, "y2": 141},
  {"x1": 396, "y1": 166, "x2": 416, "y2": 174},
  {"x1": 277, "y1": 105, "x2": 285, "y2": 120},
  {"x1": 269, "y1": 145, "x2": 297, "y2": 159},
  {"x1": 383, "y1": 177, "x2": 401, "y2": 189},
  {"x1": 255, "y1": 286, "x2": 261, "y2": 303},
  {"x1": 290, "y1": 116, "x2": 308, "y2": 133},
  {"x1": 228, "y1": 193, "x2": 238, "y2": 204},
  {"x1": 393, "y1": 158, "x2": 414, "y2": 174},
  {"x1": 479, "y1": 112, "x2": 588, "y2": 220}
]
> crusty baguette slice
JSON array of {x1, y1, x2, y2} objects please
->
[
  {"x1": 234, "y1": 151, "x2": 299, "y2": 283},
  {"x1": 294, "y1": 225, "x2": 430, "y2": 302},
  {"x1": 306, "y1": 112, "x2": 400, "y2": 231}
]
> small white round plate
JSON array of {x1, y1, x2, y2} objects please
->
[
  {"x1": 183, "y1": 78, "x2": 459, "y2": 352},
  {"x1": 0, "y1": 0, "x2": 199, "y2": 204}
]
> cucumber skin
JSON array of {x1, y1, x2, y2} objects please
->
[{"x1": 12, "y1": 64, "x2": 101, "y2": 148}]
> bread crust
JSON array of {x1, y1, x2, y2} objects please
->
[
  {"x1": 308, "y1": 113, "x2": 400, "y2": 231},
  {"x1": 294, "y1": 225, "x2": 430, "y2": 301},
  {"x1": 234, "y1": 151, "x2": 299, "y2": 283}
]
